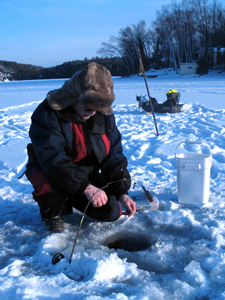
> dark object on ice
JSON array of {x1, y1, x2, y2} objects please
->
[
  {"x1": 136, "y1": 89, "x2": 183, "y2": 113},
  {"x1": 141, "y1": 185, "x2": 153, "y2": 202},
  {"x1": 52, "y1": 252, "x2": 65, "y2": 265},
  {"x1": 104, "y1": 232, "x2": 151, "y2": 252}
]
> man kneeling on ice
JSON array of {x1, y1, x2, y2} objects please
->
[{"x1": 26, "y1": 62, "x2": 136, "y2": 232}]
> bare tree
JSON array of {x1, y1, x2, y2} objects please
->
[
  {"x1": 152, "y1": 0, "x2": 225, "y2": 71},
  {"x1": 98, "y1": 0, "x2": 225, "y2": 74},
  {"x1": 211, "y1": 0, "x2": 225, "y2": 47},
  {"x1": 98, "y1": 21, "x2": 152, "y2": 75}
]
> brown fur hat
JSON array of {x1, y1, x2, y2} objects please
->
[{"x1": 47, "y1": 62, "x2": 115, "y2": 115}]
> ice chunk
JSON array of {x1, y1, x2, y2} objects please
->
[
  {"x1": 184, "y1": 260, "x2": 206, "y2": 286},
  {"x1": 190, "y1": 246, "x2": 210, "y2": 261},
  {"x1": 210, "y1": 264, "x2": 225, "y2": 284},
  {"x1": 150, "y1": 195, "x2": 160, "y2": 211}
]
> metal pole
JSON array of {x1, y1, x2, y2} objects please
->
[{"x1": 138, "y1": 49, "x2": 159, "y2": 136}]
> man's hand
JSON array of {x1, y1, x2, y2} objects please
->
[
  {"x1": 118, "y1": 194, "x2": 136, "y2": 217},
  {"x1": 84, "y1": 184, "x2": 108, "y2": 207}
]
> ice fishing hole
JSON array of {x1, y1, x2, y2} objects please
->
[{"x1": 103, "y1": 232, "x2": 152, "y2": 252}]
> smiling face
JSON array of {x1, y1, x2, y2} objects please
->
[{"x1": 73, "y1": 102, "x2": 96, "y2": 120}]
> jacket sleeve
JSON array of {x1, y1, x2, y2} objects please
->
[
  {"x1": 29, "y1": 101, "x2": 89, "y2": 194},
  {"x1": 100, "y1": 114, "x2": 131, "y2": 197}
]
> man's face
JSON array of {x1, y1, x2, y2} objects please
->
[{"x1": 74, "y1": 102, "x2": 96, "y2": 120}]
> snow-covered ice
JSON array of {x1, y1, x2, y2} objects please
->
[{"x1": 0, "y1": 71, "x2": 225, "y2": 299}]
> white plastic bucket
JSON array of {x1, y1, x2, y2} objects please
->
[{"x1": 175, "y1": 141, "x2": 212, "y2": 204}]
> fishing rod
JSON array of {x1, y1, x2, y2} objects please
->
[{"x1": 52, "y1": 177, "x2": 129, "y2": 265}]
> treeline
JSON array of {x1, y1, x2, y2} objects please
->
[
  {"x1": 99, "y1": 0, "x2": 225, "y2": 75},
  {"x1": 0, "y1": 57, "x2": 127, "y2": 81},
  {"x1": 0, "y1": 60, "x2": 43, "y2": 81},
  {"x1": 40, "y1": 57, "x2": 127, "y2": 79}
]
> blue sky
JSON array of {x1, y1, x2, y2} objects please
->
[{"x1": 0, "y1": 0, "x2": 168, "y2": 67}]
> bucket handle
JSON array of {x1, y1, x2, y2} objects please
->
[{"x1": 175, "y1": 141, "x2": 211, "y2": 158}]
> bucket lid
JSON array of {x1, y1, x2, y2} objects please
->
[{"x1": 175, "y1": 141, "x2": 212, "y2": 158}]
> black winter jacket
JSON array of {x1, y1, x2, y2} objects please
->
[{"x1": 26, "y1": 99, "x2": 131, "y2": 197}]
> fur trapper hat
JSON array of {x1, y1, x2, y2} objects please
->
[{"x1": 47, "y1": 62, "x2": 115, "y2": 115}]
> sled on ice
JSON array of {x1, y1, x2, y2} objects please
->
[{"x1": 136, "y1": 89, "x2": 184, "y2": 114}]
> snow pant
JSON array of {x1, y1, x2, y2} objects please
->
[{"x1": 28, "y1": 169, "x2": 122, "y2": 222}]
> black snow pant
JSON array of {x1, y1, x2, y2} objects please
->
[{"x1": 27, "y1": 169, "x2": 122, "y2": 222}]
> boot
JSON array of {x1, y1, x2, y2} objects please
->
[
  {"x1": 43, "y1": 216, "x2": 64, "y2": 232},
  {"x1": 35, "y1": 193, "x2": 69, "y2": 232}
]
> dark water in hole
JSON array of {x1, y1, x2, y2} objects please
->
[{"x1": 103, "y1": 232, "x2": 152, "y2": 252}]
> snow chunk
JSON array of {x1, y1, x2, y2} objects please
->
[
  {"x1": 210, "y1": 263, "x2": 225, "y2": 284},
  {"x1": 93, "y1": 253, "x2": 138, "y2": 281},
  {"x1": 184, "y1": 260, "x2": 207, "y2": 286}
]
